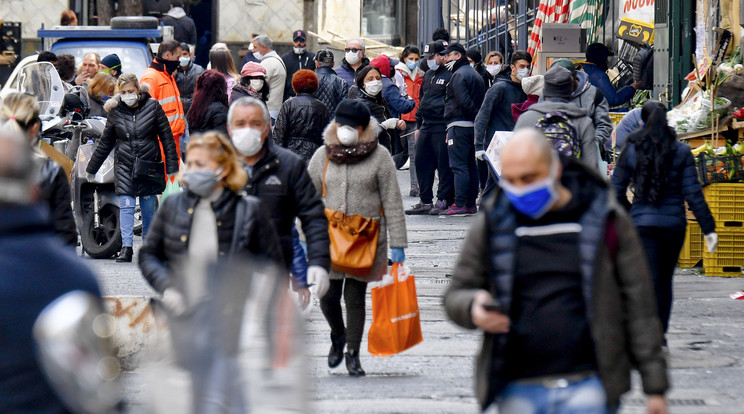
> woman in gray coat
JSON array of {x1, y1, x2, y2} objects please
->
[{"x1": 308, "y1": 99, "x2": 407, "y2": 376}]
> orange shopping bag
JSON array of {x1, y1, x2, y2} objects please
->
[{"x1": 368, "y1": 263, "x2": 423, "y2": 356}]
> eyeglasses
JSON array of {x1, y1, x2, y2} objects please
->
[{"x1": 344, "y1": 48, "x2": 362, "y2": 53}]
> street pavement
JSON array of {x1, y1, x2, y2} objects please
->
[{"x1": 85, "y1": 170, "x2": 744, "y2": 413}]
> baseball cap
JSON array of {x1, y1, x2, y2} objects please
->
[
  {"x1": 293, "y1": 30, "x2": 307, "y2": 42},
  {"x1": 423, "y1": 40, "x2": 446, "y2": 57},
  {"x1": 315, "y1": 49, "x2": 334, "y2": 65},
  {"x1": 442, "y1": 43, "x2": 467, "y2": 56}
]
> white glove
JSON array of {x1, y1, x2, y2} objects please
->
[
  {"x1": 162, "y1": 288, "x2": 186, "y2": 316},
  {"x1": 381, "y1": 118, "x2": 400, "y2": 130},
  {"x1": 475, "y1": 150, "x2": 486, "y2": 161},
  {"x1": 307, "y1": 265, "x2": 330, "y2": 298},
  {"x1": 86, "y1": 172, "x2": 96, "y2": 182},
  {"x1": 705, "y1": 232, "x2": 718, "y2": 254}
]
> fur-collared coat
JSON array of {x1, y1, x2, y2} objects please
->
[{"x1": 307, "y1": 119, "x2": 407, "y2": 282}]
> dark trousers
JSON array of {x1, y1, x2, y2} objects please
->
[
  {"x1": 447, "y1": 126, "x2": 479, "y2": 208},
  {"x1": 637, "y1": 226, "x2": 686, "y2": 333},
  {"x1": 415, "y1": 127, "x2": 454, "y2": 205},
  {"x1": 477, "y1": 159, "x2": 489, "y2": 191},
  {"x1": 320, "y1": 278, "x2": 368, "y2": 351}
]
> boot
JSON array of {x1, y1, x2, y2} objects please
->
[
  {"x1": 345, "y1": 349, "x2": 365, "y2": 377},
  {"x1": 328, "y1": 331, "x2": 346, "y2": 368},
  {"x1": 116, "y1": 246, "x2": 133, "y2": 262}
]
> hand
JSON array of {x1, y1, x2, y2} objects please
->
[
  {"x1": 391, "y1": 248, "x2": 405, "y2": 263},
  {"x1": 705, "y1": 232, "x2": 718, "y2": 254},
  {"x1": 414, "y1": 130, "x2": 419, "y2": 141},
  {"x1": 75, "y1": 72, "x2": 90, "y2": 86},
  {"x1": 396, "y1": 119, "x2": 407, "y2": 130},
  {"x1": 475, "y1": 150, "x2": 486, "y2": 161},
  {"x1": 296, "y1": 287, "x2": 311, "y2": 309},
  {"x1": 471, "y1": 290, "x2": 510, "y2": 333},
  {"x1": 85, "y1": 172, "x2": 96, "y2": 182},
  {"x1": 632, "y1": 81, "x2": 642, "y2": 90},
  {"x1": 162, "y1": 288, "x2": 186, "y2": 316},
  {"x1": 307, "y1": 265, "x2": 330, "y2": 298},
  {"x1": 646, "y1": 395, "x2": 668, "y2": 414},
  {"x1": 380, "y1": 118, "x2": 399, "y2": 129}
]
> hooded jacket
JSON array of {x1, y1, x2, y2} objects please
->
[
  {"x1": 272, "y1": 93, "x2": 330, "y2": 162},
  {"x1": 394, "y1": 61, "x2": 425, "y2": 122},
  {"x1": 415, "y1": 64, "x2": 453, "y2": 130},
  {"x1": 511, "y1": 95, "x2": 539, "y2": 122},
  {"x1": 176, "y1": 61, "x2": 205, "y2": 115},
  {"x1": 162, "y1": 7, "x2": 197, "y2": 45},
  {"x1": 444, "y1": 157, "x2": 668, "y2": 409},
  {"x1": 514, "y1": 99, "x2": 599, "y2": 169},
  {"x1": 372, "y1": 56, "x2": 416, "y2": 119},
  {"x1": 474, "y1": 76, "x2": 525, "y2": 151},
  {"x1": 583, "y1": 62, "x2": 635, "y2": 108},
  {"x1": 444, "y1": 57, "x2": 486, "y2": 126},
  {"x1": 570, "y1": 71, "x2": 613, "y2": 149},
  {"x1": 314, "y1": 66, "x2": 349, "y2": 116},
  {"x1": 141, "y1": 59, "x2": 186, "y2": 150},
  {"x1": 335, "y1": 57, "x2": 370, "y2": 86},
  {"x1": 259, "y1": 51, "x2": 287, "y2": 113}
]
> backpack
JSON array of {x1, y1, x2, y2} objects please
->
[
  {"x1": 535, "y1": 111, "x2": 581, "y2": 158},
  {"x1": 632, "y1": 45, "x2": 654, "y2": 90}
]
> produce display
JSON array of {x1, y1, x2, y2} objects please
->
[{"x1": 692, "y1": 142, "x2": 744, "y2": 184}]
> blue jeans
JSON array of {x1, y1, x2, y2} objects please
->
[
  {"x1": 497, "y1": 375, "x2": 608, "y2": 414},
  {"x1": 119, "y1": 194, "x2": 157, "y2": 247}
]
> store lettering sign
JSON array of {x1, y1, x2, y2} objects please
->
[{"x1": 620, "y1": 0, "x2": 654, "y2": 23}]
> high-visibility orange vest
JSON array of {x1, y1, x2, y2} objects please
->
[{"x1": 140, "y1": 65, "x2": 185, "y2": 159}]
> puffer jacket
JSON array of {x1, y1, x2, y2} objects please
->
[
  {"x1": 444, "y1": 157, "x2": 668, "y2": 409},
  {"x1": 138, "y1": 189, "x2": 285, "y2": 294},
  {"x1": 612, "y1": 138, "x2": 715, "y2": 234},
  {"x1": 272, "y1": 93, "x2": 330, "y2": 162},
  {"x1": 189, "y1": 100, "x2": 228, "y2": 137},
  {"x1": 176, "y1": 62, "x2": 205, "y2": 115},
  {"x1": 37, "y1": 157, "x2": 77, "y2": 246},
  {"x1": 444, "y1": 57, "x2": 486, "y2": 126},
  {"x1": 354, "y1": 89, "x2": 393, "y2": 150},
  {"x1": 474, "y1": 76, "x2": 525, "y2": 151},
  {"x1": 415, "y1": 64, "x2": 453, "y2": 130},
  {"x1": 394, "y1": 61, "x2": 424, "y2": 122},
  {"x1": 335, "y1": 57, "x2": 370, "y2": 86},
  {"x1": 88, "y1": 95, "x2": 108, "y2": 118},
  {"x1": 87, "y1": 92, "x2": 179, "y2": 196},
  {"x1": 315, "y1": 66, "x2": 349, "y2": 116},
  {"x1": 583, "y1": 62, "x2": 635, "y2": 108}
]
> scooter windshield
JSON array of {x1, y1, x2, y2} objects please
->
[{"x1": 14, "y1": 62, "x2": 65, "y2": 120}]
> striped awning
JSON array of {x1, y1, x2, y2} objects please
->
[
  {"x1": 527, "y1": 0, "x2": 571, "y2": 56},
  {"x1": 568, "y1": 0, "x2": 605, "y2": 43}
]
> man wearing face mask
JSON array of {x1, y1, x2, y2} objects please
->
[
  {"x1": 282, "y1": 30, "x2": 316, "y2": 101},
  {"x1": 441, "y1": 43, "x2": 485, "y2": 216},
  {"x1": 227, "y1": 97, "x2": 331, "y2": 303},
  {"x1": 335, "y1": 39, "x2": 370, "y2": 86},
  {"x1": 253, "y1": 35, "x2": 287, "y2": 121},
  {"x1": 444, "y1": 128, "x2": 669, "y2": 414},
  {"x1": 176, "y1": 42, "x2": 205, "y2": 116}
]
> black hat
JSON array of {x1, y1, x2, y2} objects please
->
[
  {"x1": 101, "y1": 54, "x2": 121, "y2": 70},
  {"x1": 442, "y1": 43, "x2": 467, "y2": 56},
  {"x1": 293, "y1": 30, "x2": 307, "y2": 42},
  {"x1": 334, "y1": 99, "x2": 371, "y2": 129},
  {"x1": 586, "y1": 43, "x2": 613, "y2": 64},
  {"x1": 543, "y1": 66, "x2": 574, "y2": 98},
  {"x1": 466, "y1": 47, "x2": 482, "y2": 64},
  {"x1": 423, "y1": 40, "x2": 446, "y2": 57},
  {"x1": 315, "y1": 49, "x2": 334, "y2": 65}
]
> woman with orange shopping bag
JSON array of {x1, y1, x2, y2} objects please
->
[{"x1": 308, "y1": 99, "x2": 408, "y2": 376}]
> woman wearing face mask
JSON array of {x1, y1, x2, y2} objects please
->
[
  {"x1": 231, "y1": 62, "x2": 270, "y2": 104},
  {"x1": 352, "y1": 65, "x2": 405, "y2": 151},
  {"x1": 87, "y1": 73, "x2": 179, "y2": 262},
  {"x1": 87, "y1": 72, "x2": 117, "y2": 118},
  {"x1": 187, "y1": 70, "x2": 229, "y2": 137},
  {"x1": 485, "y1": 51, "x2": 505, "y2": 79},
  {"x1": 139, "y1": 131, "x2": 285, "y2": 412},
  {"x1": 467, "y1": 47, "x2": 493, "y2": 89},
  {"x1": 208, "y1": 48, "x2": 240, "y2": 103},
  {"x1": 394, "y1": 45, "x2": 425, "y2": 197},
  {"x1": 307, "y1": 99, "x2": 407, "y2": 377}
]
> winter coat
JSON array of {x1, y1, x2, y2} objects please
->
[
  {"x1": 259, "y1": 51, "x2": 287, "y2": 113},
  {"x1": 415, "y1": 65, "x2": 453, "y2": 130},
  {"x1": 444, "y1": 57, "x2": 486, "y2": 125},
  {"x1": 514, "y1": 99, "x2": 599, "y2": 170},
  {"x1": 335, "y1": 57, "x2": 370, "y2": 86},
  {"x1": 189, "y1": 100, "x2": 228, "y2": 137},
  {"x1": 511, "y1": 95, "x2": 539, "y2": 122},
  {"x1": 381, "y1": 76, "x2": 415, "y2": 119},
  {"x1": 282, "y1": 50, "x2": 316, "y2": 100},
  {"x1": 162, "y1": 7, "x2": 197, "y2": 45},
  {"x1": 138, "y1": 189, "x2": 285, "y2": 294},
  {"x1": 37, "y1": 157, "x2": 77, "y2": 246},
  {"x1": 583, "y1": 62, "x2": 635, "y2": 108},
  {"x1": 314, "y1": 66, "x2": 349, "y2": 116},
  {"x1": 141, "y1": 60, "x2": 186, "y2": 142},
  {"x1": 230, "y1": 82, "x2": 267, "y2": 104},
  {"x1": 614, "y1": 107, "x2": 642, "y2": 151},
  {"x1": 87, "y1": 92, "x2": 179, "y2": 196},
  {"x1": 308, "y1": 119, "x2": 407, "y2": 282},
  {"x1": 444, "y1": 157, "x2": 668, "y2": 410},
  {"x1": 612, "y1": 138, "x2": 716, "y2": 234},
  {"x1": 272, "y1": 93, "x2": 330, "y2": 162},
  {"x1": 394, "y1": 62, "x2": 425, "y2": 122},
  {"x1": 88, "y1": 95, "x2": 108, "y2": 118},
  {"x1": 0, "y1": 205, "x2": 100, "y2": 414},
  {"x1": 242, "y1": 140, "x2": 330, "y2": 272},
  {"x1": 176, "y1": 62, "x2": 205, "y2": 115},
  {"x1": 353, "y1": 89, "x2": 393, "y2": 150},
  {"x1": 569, "y1": 71, "x2": 613, "y2": 150},
  {"x1": 474, "y1": 63, "x2": 494, "y2": 89},
  {"x1": 474, "y1": 76, "x2": 526, "y2": 151}
]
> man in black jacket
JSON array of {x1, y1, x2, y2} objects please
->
[
  {"x1": 162, "y1": 0, "x2": 197, "y2": 49},
  {"x1": 314, "y1": 49, "x2": 349, "y2": 115},
  {"x1": 282, "y1": 30, "x2": 316, "y2": 101},
  {"x1": 227, "y1": 97, "x2": 331, "y2": 301},
  {"x1": 176, "y1": 42, "x2": 205, "y2": 116},
  {"x1": 442, "y1": 43, "x2": 485, "y2": 216},
  {"x1": 406, "y1": 40, "x2": 454, "y2": 216}
]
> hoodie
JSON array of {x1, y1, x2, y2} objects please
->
[
  {"x1": 582, "y1": 62, "x2": 635, "y2": 108},
  {"x1": 570, "y1": 71, "x2": 613, "y2": 150},
  {"x1": 162, "y1": 7, "x2": 197, "y2": 46},
  {"x1": 474, "y1": 76, "x2": 525, "y2": 151}
]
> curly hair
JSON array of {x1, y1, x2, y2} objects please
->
[
  {"x1": 187, "y1": 70, "x2": 228, "y2": 129},
  {"x1": 627, "y1": 101, "x2": 675, "y2": 203}
]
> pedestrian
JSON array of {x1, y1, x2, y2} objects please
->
[
  {"x1": 162, "y1": 0, "x2": 197, "y2": 50},
  {"x1": 56, "y1": 54, "x2": 77, "y2": 87},
  {"x1": 282, "y1": 29, "x2": 316, "y2": 100},
  {"x1": 37, "y1": 51, "x2": 58, "y2": 67},
  {"x1": 314, "y1": 49, "x2": 349, "y2": 115},
  {"x1": 272, "y1": 70, "x2": 329, "y2": 163},
  {"x1": 140, "y1": 40, "x2": 186, "y2": 159},
  {"x1": 511, "y1": 74, "x2": 543, "y2": 121},
  {"x1": 86, "y1": 72, "x2": 117, "y2": 118},
  {"x1": 484, "y1": 51, "x2": 505, "y2": 78},
  {"x1": 444, "y1": 128, "x2": 669, "y2": 414},
  {"x1": 231, "y1": 62, "x2": 269, "y2": 103},
  {"x1": 100, "y1": 54, "x2": 122, "y2": 79},
  {"x1": 613, "y1": 106, "x2": 642, "y2": 151},
  {"x1": 353, "y1": 65, "x2": 405, "y2": 151},
  {"x1": 239, "y1": 33, "x2": 261, "y2": 67},
  {"x1": 227, "y1": 97, "x2": 331, "y2": 308},
  {"x1": 138, "y1": 131, "x2": 285, "y2": 412},
  {"x1": 208, "y1": 48, "x2": 239, "y2": 102},
  {"x1": 612, "y1": 101, "x2": 717, "y2": 337},
  {"x1": 1, "y1": 93, "x2": 76, "y2": 246},
  {"x1": 514, "y1": 65, "x2": 599, "y2": 170},
  {"x1": 176, "y1": 41, "x2": 205, "y2": 115},
  {"x1": 252, "y1": 35, "x2": 287, "y2": 120},
  {"x1": 187, "y1": 69, "x2": 229, "y2": 137},
  {"x1": 394, "y1": 46, "x2": 425, "y2": 197},
  {"x1": 60, "y1": 9, "x2": 77, "y2": 26},
  {"x1": 87, "y1": 73, "x2": 179, "y2": 262},
  {"x1": 442, "y1": 42, "x2": 485, "y2": 216},
  {"x1": 335, "y1": 39, "x2": 370, "y2": 86},
  {"x1": 583, "y1": 43, "x2": 639, "y2": 108},
  {"x1": 405, "y1": 40, "x2": 455, "y2": 216},
  {"x1": 307, "y1": 99, "x2": 407, "y2": 376},
  {"x1": 419, "y1": 28, "x2": 451, "y2": 72},
  {"x1": 467, "y1": 47, "x2": 493, "y2": 89},
  {"x1": 0, "y1": 127, "x2": 101, "y2": 413},
  {"x1": 74, "y1": 52, "x2": 100, "y2": 86}
]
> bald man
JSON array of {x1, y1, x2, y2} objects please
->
[{"x1": 444, "y1": 128, "x2": 669, "y2": 414}]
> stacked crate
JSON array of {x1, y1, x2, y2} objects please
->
[
  {"x1": 702, "y1": 183, "x2": 744, "y2": 277},
  {"x1": 678, "y1": 220, "x2": 703, "y2": 268}
]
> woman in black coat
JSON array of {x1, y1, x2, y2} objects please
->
[
  {"x1": 187, "y1": 69, "x2": 229, "y2": 137},
  {"x1": 87, "y1": 73, "x2": 179, "y2": 262},
  {"x1": 272, "y1": 69, "x2": 330, "y2": 162},
  {"x1": 351, "y1": 65, "x2": 405, "y2": 151}
]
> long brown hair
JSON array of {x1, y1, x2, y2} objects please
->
[{"x1": 209, "y1": 49, "x2": 239, "y2": 79}]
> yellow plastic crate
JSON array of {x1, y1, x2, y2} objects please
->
[
  {"x1": 608, "y1": 112, "x2": 626, "y2": 127},
  {"x1": 703, "y1": 230, "x2": 744, "y2": 277},
  {"x1": 703, "y1": 183, "x2": 744, "y2": 222},
  {"x1": 678, "y1": 220, "x2": 702, "y2": 268}
]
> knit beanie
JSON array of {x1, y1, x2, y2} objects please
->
[{"x1": 542, "y1": 66, "x2": 574, "y2": 99}]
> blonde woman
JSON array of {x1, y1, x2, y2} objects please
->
[
  {"x1": 87, "y1": 72, "x2": 117, "y2": 117},
  {"x1": 86, "y1": 73, "x2": 179, "y2": 262}
]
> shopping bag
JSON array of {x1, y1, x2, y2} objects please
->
[
  {"x1": 161, "y1": 177, "x2": 183, "y2": 201},
  {"x1": 368, "y1": 263, "x2": 423, "y2": 356}
]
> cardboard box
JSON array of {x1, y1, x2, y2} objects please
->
[{"x1": 541, "y1": 23, "x2": 587, "y2": 53}]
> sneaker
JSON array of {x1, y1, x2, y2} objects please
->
[
  {"x1": 409, "y1": 185, "x2": 419, "y2": 197},
  {"x1": 429, "y1": 200, "x2": 448, "y2": 215},
  {"x1": 405, "y1": 202, "x2": 432, "y2": 215},
  {"x1": 442, "y1": 204, "x2": 468, "y2": 216},
  {"x1": 466, "y1": 206, "x2": 478, "y2": 215}
]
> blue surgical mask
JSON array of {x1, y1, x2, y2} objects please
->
[
  {"x1": 427, "y1": 59, "x2": 439, "y2": 71},
  {"x1": 499, "y1": 164, "x2": 559, "y2": 219},
  {"x1": 406, "y1": 59, "x2": 418, "y2": 71}
]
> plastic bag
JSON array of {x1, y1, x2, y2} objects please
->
[{"x1": 162, "y1": 177, "x2": 183, "y2": 201}]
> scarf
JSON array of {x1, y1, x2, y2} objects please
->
[{"x1": 325, "y1": 141, "x2": 378, "y2": 165}]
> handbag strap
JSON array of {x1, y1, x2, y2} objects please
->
[{"x1": 322, "y1": 156, "x2": 384, "y2": 217}]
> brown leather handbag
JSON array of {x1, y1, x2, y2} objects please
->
[{"x1": 322, "y1": 158, "x2": 381, "y2": 276}]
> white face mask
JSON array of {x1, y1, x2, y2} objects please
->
[
  {"x1": 121, "y1": 93, "x2": 138, "y2": 106},
  {"x1": 179, "y1": 56, "x2": 191, "y2": 67},
  {"x1": 486, "y1": 64, "x2": 502, "y2": 76},
  {"x1": 232, "y1": 127, "x2": 264, "y2": 156},
  {"x1": 364, "y1": 80, "x2": 383, "y2": 96},
  {"x1": 427, "y1": 59, "x2": 439, "y2": 71},
  {"x1": 249, "y1": 79, "x2": 264, "y2": 91},
  {"x1": 516, "y1": 67, "x2": 530, "y2": 81},
  {"x1": 337, "y1": 125, "x2": 360, "y2": 146},
  {"x1": 345, "y1": 51, "x2": 361, "y2": 65},
  {"x1": 253, "y1": 51, "x2": 263, "y2": 60},
  {"x1": 470, "y1": 63, "x2": 475, "y2": 68},
  {"x1": 293, "y1": 47, "x2": 306, "y2": 55}
]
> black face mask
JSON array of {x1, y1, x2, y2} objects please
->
[{"x1": 158, "y1": 57, "x2": 180, "y2": 74}]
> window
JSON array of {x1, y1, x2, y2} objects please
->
[{"x1": 362, "y1": 0, "x2": 404, "y2": 44}]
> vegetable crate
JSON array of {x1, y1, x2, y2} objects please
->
[
  {"x1": 703, "y1": 183, "x2": 744, "y2": 221},
  {"x1": 679, "y1": 220, "x2": 703, "y2": 268},
  {"x1": 697, "y1": 153, "x2": 744, "y2": 185},
  {"x1": 703, "y1": 228, "x2": 744, "y2": 277}
]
